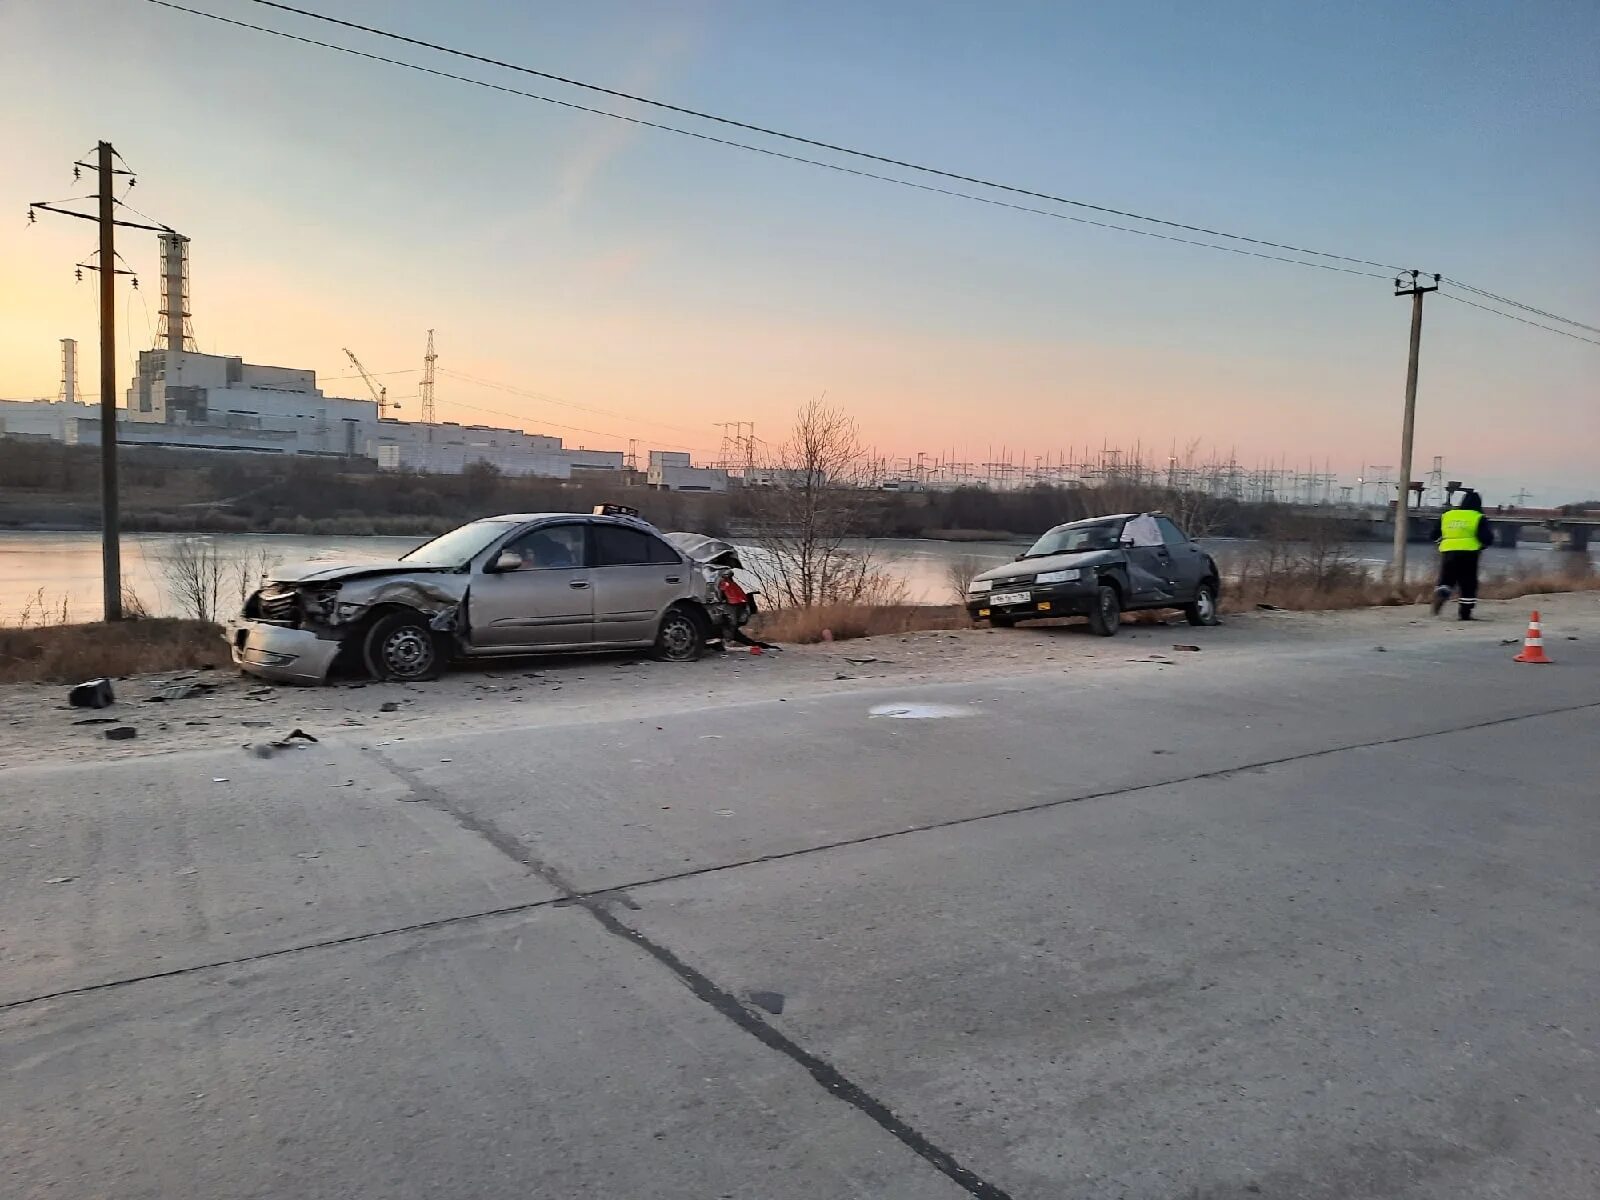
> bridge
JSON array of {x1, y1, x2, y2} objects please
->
[{"x1": 1352, "y1": 506, "x2": 1600, "y2": 552}]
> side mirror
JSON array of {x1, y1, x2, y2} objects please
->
[
  {"x1": 489, "y1": 550, "x2": 523, "y2": 573},
  {"x1": 1119, "y1": 537, "x2": 1135, "y2": 548},
  {"x1": 1014, "y1": 553, "x2": 1026, "y2": 561}
]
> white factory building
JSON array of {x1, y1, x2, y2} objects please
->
[
  {"x1": 647, "y1": 450, "x2": 729, "y2": 492},
  {"x1": 1, "y1": 233, "x2": 704, "y2": 482}
]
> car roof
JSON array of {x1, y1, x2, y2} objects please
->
[{"x1": 481, "y1": 512, "x2": 662, "y2": 532}]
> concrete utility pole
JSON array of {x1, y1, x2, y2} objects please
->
[
  {"x1": 96, "y1": 142, "x2": 123, "y2": 621},
  {"x1": 1392, "y1": 270, "x2": 1439, "y2": 588}
]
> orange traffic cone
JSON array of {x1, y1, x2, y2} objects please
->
[{"x1": 1513, "y1": 611, "x2": 1552, "y2": 664}]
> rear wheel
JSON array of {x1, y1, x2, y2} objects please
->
[
  {"x1": 1185, "y1": 582, "x2": 1220, "y2": 626},
  {"x1": 654, "y1": 604, "x2": 707, "y2": 662},
  {"x1": 364, "y1": 610, "x2": 446, "y2": 681},
  {"x1": 1086, "y1": 584, "x2": 1121, "y2": 637}
]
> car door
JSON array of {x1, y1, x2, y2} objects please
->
[
  {"x1": 1155, "y1": 516, "x2": 1205, "y2": 601},
  {"x1": 590, "y1": 523, "x2": 688, "y2": 645},
  {"x1": 467, "y1": 522, "x2": 594, "y2": 648},
  {"x1": 1120, "y1": 514, "x2": 1175, "y2": 605}
]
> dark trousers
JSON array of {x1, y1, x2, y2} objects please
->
[{"x1": 1437, "y1": 550, "x2": 1480, "y2": 615}]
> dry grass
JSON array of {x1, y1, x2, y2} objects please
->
[
  {"x1": 754, "y1": 602, "x2": 971, "y2": 644},
  {"x1": 1222, "y1": 560, "x2": 1600, "y2": 614},
  {"x1": 0, "y1": 619, "x2": 229, "y2": 684}
]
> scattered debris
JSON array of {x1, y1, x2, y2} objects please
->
[
  {"x1": 1172, "y1": 644, "x2": 1202, "y2": 652},
  {"x1": 1499, "y1": 637, "x2": 1521, "y2": 646},
  {"x1": 104, "y1": 726, "x2": 138, "y2": 740},
  {"x1": 68, "y1": 678, "x2": 115, "y2": 709},
  {"x1": 379, "y1": 701, "x2": 400, "y2": 713},
  {"x1": 147, "y1": 679, "x2": 217, "y2": 703},
  {"x1": 72, "y1": 717, "x2": 117, "y2": 726},
  {"x1": 747, "y1": 990, "x2": 786, "y2": 1015},
  {"x1": 212, "y1": 777, "x2": 229, "y2": 783},
  {"x1": 1373, "y1": 646, "x2": 1387, "y2": 653},
  {"x1": 1255, "y1": 603, "x2": 1283, "y2": 612},
  {"x1": 44, "y1": 876, "x2": 76, "y2": 885},
  {"x1": 834, "y1": 673, "x2": 855, "y2": 680},
  {"x1": 843, "y1": 656, "x2": 879, "y2": 665},
  {"x1": 248, "y1": 729, "x2": 320, "y2": 758}
]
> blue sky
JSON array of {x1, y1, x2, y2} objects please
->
[{"x1": 3, "y1": 0, "x2": 1596, "y2": 500}]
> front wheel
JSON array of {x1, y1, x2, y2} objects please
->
[
  {"x1": 363, "y1": 610, "x2": 446, "y2": 681},
  {"x1": 1185, "y1": 582, "x2": 1220, "y2": 627},
  {"x1": 1086, "y1": 584, "x2": 1121, "y2": 637},
  {"x1": 654, "y1": 604, "x2": 707, "y2": 662}
]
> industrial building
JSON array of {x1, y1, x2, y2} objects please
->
[
  {"x1": 647, "y1": 450, "x2": 730, "y2": 492},
  {"x1": 4, "y1": 232, "x2": 666, "y2": 481}
]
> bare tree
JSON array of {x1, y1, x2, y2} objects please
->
[
  {"x1": 944, "y1": 554, "x2": 986, "y2": 602},
  {"x1": 160, "y1": 537, "x2": 229, "y2": 623},
  {"x1": 233, "y1": 545, "x2": 280, "y2": 610},
  {"x1": 743, "y1": 399, "x2": 893, "y2": 608}
]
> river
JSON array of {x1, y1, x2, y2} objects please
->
[{"x1": 0, "y1": 530, "x2": 1593, "y2": 623}]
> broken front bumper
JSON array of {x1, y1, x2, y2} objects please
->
[{"x1": 228, "y1": 620, "x2": 345, "y2": 685}]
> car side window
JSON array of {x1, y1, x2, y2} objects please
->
[
  {"x1": 594, "y1": 525, "x2": 677, "y2": 567},
  {"x1": 1156, "y1": 517, "x2": 1190, "y2": 546},
  {"x1": 1123, "y1": 515, "x2": 1163, "y2": 547},
  {"x1": 504, "y1": 524, "x2": 586, "y2": 570}
]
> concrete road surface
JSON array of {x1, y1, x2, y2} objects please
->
[{"x1": 4, "y1": 611, "x2": 1599, "y2": 1198}]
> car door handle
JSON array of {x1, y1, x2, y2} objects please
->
[
  {"x1": 568, "y1": 580, "x2": 590, "y2": 589},
  {"x1": 665, "y1": 575, "x2": 681, "y2": 584}
]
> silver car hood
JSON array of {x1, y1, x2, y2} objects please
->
[{"x1": 266, "y1": 559, "x2": 452, "y2": 586}]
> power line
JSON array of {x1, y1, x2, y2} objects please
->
[
  {"x1": 1436, "y1": 289, "x2": 1600, "y2": 347},
  {"x1": 1437, "y1": 277, "x2": 1599, "y2": 336},
  {"x1": 141, "y1": 1, "x2": 1599, "y2": 349},
  {"x1": 241, "y1": 0, "x2": 1406, "y2": 273},
  {"x1": 438, "y1": 367, "x2": 709, "y2": 439},
  {"x1": 143, "y1": 0, "x2": 1389, "y2": 281},
  {"x1": 439, "y1": 394, "x2": 707, "y2": 455}
]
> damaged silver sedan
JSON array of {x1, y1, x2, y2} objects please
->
[{"x1": 229, "y1": 509, "x2": 756, "y2": 684}]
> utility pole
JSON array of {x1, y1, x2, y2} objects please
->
[
  {"x1": 31, "y1": 142, "x2": 173, "y2": 621},
  {"x1": 1391, "y1": 269, "x2": 1439, "y2": 587},
  {"x1": 95, "y1": 143, "x2": 121, "y2": 620}
]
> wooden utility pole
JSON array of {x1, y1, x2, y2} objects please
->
[
  {"x1": 1392, "y1": 270, "x2": 1439, "y2": 588},
  {"x1": 32, "y1": 142, "x2": 174, "y2": 621},
  {"x1": 96, "y1": 142, "x2": 123, "y2": 621}
]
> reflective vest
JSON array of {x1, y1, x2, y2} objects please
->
[{"x1": 1439, "y1": 508, "x2": 1484, "y2": 553}]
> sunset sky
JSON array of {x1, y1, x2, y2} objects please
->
[{"x1": 3, "y1": 0, "x2": 1596, "y2": 501}]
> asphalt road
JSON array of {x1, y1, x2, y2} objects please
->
[{"x1": 4, "y1": 614, "x2": 1599, "y2": 1198}]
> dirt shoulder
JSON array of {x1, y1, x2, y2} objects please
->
[{"x1": 2, "y1": 591, "x2": 1594, "y2": 767}]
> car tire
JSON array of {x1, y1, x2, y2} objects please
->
[
  {"x1": 363, "y1": 610, "x2": 447, "y2": 681},
  {"x1": 654, "y1": 603, "x2": 707, "y2": 662},
  {"x1": 988, "y1": 615, "x2": 1016, "y2": 628},
  {"x1": 1185, "y1": 582, "x2": 1220, "y2": 627},
  {"x1": 1086, "y1": 584, "x2": 1121, "y2": 637}
]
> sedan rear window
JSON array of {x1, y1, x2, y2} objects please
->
[{"x1": 594, "y1": 525, "x2": 679, "y2": 566}]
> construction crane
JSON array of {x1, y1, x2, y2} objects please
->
[
  {"x1": 342, "y1": 348, "x2": 399, "y2": 414},
  {"x1": 419, "y1": 329, "x2": 437, "y2": 424}
]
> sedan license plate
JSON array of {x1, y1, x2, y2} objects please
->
[{"x1": 990, "y1": 590, "x2": 1031, "y2": 607}]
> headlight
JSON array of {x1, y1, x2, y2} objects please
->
[
  {"x1": 1035, "y1": 568, "x2": 1081, "y2": 585},
  {"x1": 968, "y1": 579, "x2": 992, "y2": 593}
]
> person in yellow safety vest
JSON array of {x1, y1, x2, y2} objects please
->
[{"x1": 1430, "y1": 489, "x2": 1495, "y2": 620}]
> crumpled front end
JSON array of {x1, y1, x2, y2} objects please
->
[{"x1": 229, "y1": 571, "x2": 469, "y2": 684}]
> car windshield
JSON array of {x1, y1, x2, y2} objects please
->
[
  {"x1": 399, "y1": 519, "x2": 521, "y2": 568},
  {"x1": 1021, "y1": 518, "x2": 1125, "y2": 558}
]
